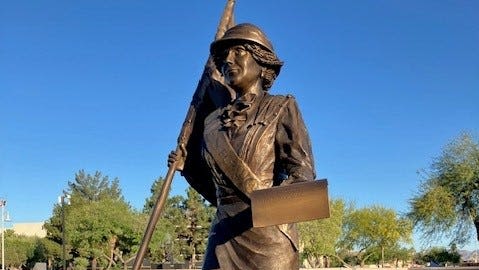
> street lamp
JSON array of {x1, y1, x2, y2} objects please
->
[
  {"x1": 1, "y1": 199, "x2": 7, "y2": 270},
  {"x1": 58, "y1": 193, "x2": 70, "y2": 270}
]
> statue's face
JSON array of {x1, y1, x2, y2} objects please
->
[{"x1": 220, "y1": 44, "x2": 262, "y2": 95}]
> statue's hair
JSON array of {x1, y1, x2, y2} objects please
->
[
  {"x1": 213, "y1": 42, "x2": 283, "y2": 90},
  {"x1": 244, "y1": 43, "x2": 283, "y2": 90}
]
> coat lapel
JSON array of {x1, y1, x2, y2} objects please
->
[{"x1": 204, "y1": 111, "x2": 260, "y2": 196}]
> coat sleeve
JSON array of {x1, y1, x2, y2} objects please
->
[
  {"x1": 275, "y1": 96, "x2": 316, "y2": 184},
  {"x1": 180, "y1": 80, "x2": 231, "y2": 206}
]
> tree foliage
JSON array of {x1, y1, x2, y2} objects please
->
[
  {"x1": 142, "y1": 178, "x2": 214, "y2": 267},
  {"x1": 340, "y1": 205, "x2": 412, "y2": 267},
  {"x1": 143, "y1": 177, "x2": 184, "y2": 264},
  {"x1": 44, "y1": 170, "x2": 140, "y2": 270},
  {"x1": 42, "y1": 172, "x2": 216, "y2": 269},
  {"x1": 68, "y1": 170, "x2": 123, "y2": 203},
  {"x1": 67, "y1": 197, "x2": 138, "y2": 270},
  {"x1": 299, "y1": 198, "x2": 348, "y2": 268},
  {"x1": 177, "y1": 187, "x2": 214, "y2": 268},
  {"x1": 3, "y1": 230, "x2": 36, "y2": 268},
  {"x1": 366, "y1": 244, "x2": 414, "y2": 267},
  {"x1": 414, "y1": 246, "x2": 461, "y2": 266},
  {"x1": 408, "y1": 132, "x2": 479, "y2": 246},
  {"x1": 27, "y1": 238, "x2": 62, "y2": 269}
]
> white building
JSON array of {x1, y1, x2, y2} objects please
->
[{"x1": 12, "y1": 222, "x2": 47, "y2": 237}]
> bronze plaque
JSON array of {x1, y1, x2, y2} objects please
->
[{"x1": 251, "y1": 179, "x2": 330, "y2": 228}]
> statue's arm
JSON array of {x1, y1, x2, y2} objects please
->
[
  {"x1": 181, "y1": 92, "x2": 219, "y2": 206},
  {"x1": 275, "y1": 96, "x2": 316, "y2": 184}
]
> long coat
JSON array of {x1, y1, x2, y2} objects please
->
[{"x1": 183, "y1": 91, "x2": 315, "y2": 270}]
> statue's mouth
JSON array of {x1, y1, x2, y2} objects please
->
[{"x1": 225, "y1": 67, "x2": 239, "y2": 77}]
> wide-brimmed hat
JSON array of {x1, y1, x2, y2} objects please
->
[
  {"x1": 211, "y1": 23, "x2": 282, "y2": 76},
  {"x1": 210, "y1": 23, "x2": 276, "y2": 55}
]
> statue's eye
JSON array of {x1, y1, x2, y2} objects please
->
[
  {"x1": 218, "y1": 46, "x2": 247, "y2": 64},
  {"x1": 217, "y1": 51, "x2": 228, "y2": 60},
  {"x1": 232, "y1": 46, "x2": 246, "y2": 56}
]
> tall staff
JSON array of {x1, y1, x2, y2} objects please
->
[{"x1": 132, "y1": 1, "x2": 235, "y2": 270}]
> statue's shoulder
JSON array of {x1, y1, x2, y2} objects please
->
[
  {"x1": 252, "y1": 93, "x2": 296, "y2": 124},
  {"x1": 263, "y1": 92, "x2": 296, "y2": 107}
]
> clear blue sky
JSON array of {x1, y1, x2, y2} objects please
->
[{"x1": 1, "y1": 1, "x2": 478, "y2": 248}]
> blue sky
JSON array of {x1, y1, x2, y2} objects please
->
[{"x1": 1, "y1": 1, "x2": 478, "y2": 248}]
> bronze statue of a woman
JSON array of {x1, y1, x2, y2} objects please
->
[{"x1": 171, "y1": 23, "x2": 316, "y2": 270}]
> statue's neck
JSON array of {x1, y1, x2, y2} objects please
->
[{"x1": 234, "y1": 79, "x2": 263, "y2": 99}]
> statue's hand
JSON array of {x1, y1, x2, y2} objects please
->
[{"x1": 167, "y1": 144, "x2": 187, "y2": 171}]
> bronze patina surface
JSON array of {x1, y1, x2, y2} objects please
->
[
  {"x1": 173, "y1": 22, "x2": 329, "y2": 269},
  {"x1": 251, "y1": 179, "x2": 330, "y2": 228}
]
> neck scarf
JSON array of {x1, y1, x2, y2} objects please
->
[{"x1": 220, "y1": 92, "x2": 258, "y2": 129}]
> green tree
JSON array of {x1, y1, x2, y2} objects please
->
[
  {"x1": 341, "y1": 205, "x2": 412, "y2": 267},
  {"x1": 44, "y1": 170, "x2": 139, "y2": 270},
  {"x1": 67, "y1": 197, "x2": 138, "y2": 270},
  {"x1": 159, "y1": 195, "x2": 188, "y2": 264},
  {"x1": 299, "y1": 198, "x2": 348, "y2": 268},
  {"x1": 142, "y1": 179, "x2": 214, "y2": 267},
  {"x1": 366, "y1": 244, "x2": 414, "y2": 267},
  {"x1": 44, "y1": 170, "x2": 124, "y2": 247},
  {"x1": 386, "y1": 245, "x2": 414, "y2": 268},
  {"x1": 43, "y1": 204, "x2": 67, "y2": 268},
  {"x1": 27, "y1": 238, "x2": 62, "y2": 270},
  {"x1": 68, "y1": 170, "x2": 123, "y2": 202},
  {"x1": 417, "y1": 246, "x2": 460, "y2": 266},
  {"x1": 142, "y1": 177, "x2": 185, "y2": 264},
  {"x1": 179, "y1": 187, "x2": 214, "y2": 268},
  {"x1": 3, "y1": 230, "x2": 36, "y2": 268},
  {"x1": 408, "y1": 132, "x2": 479, "y2": 246}
]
